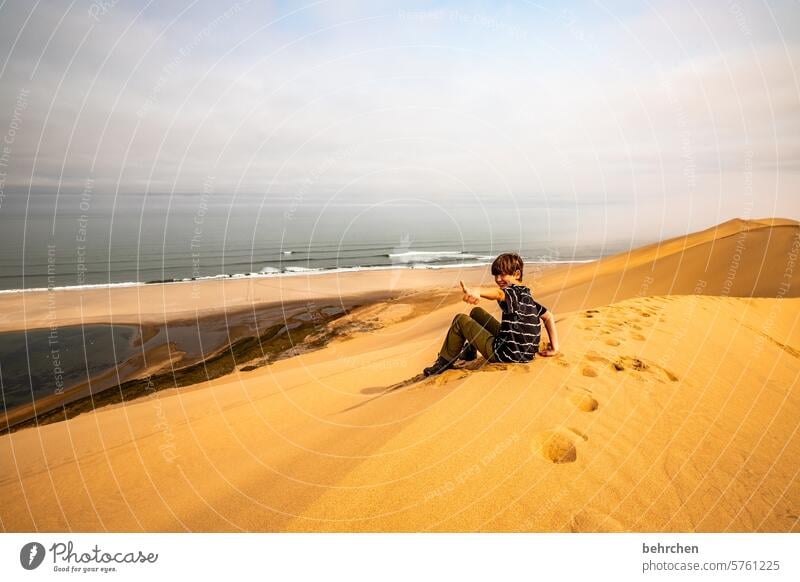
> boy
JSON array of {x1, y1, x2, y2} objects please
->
[{"x1": 423, "y1": 252, "x2": 559, "y2": 376}]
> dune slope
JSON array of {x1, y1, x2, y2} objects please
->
[
  {"x1": 531, "y1": 218, "x2": 800, "y2": 310},
  {"x1": 1, "y1": 218, "x2": 798, "y2": 532}
]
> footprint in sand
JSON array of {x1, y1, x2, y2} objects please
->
[
  {"x1": 630, "y1": 332, "x2": 646, "y2": 341},
  {"x1": 609, "y1": 356, "x2": 679, "y2": 382},
  {"x1": 568, "y1": 392, "x2": 599, "y2": 412},
  {"x1": 615, "y1": 357, "x2": 646, "y2": 371},
  {"x1": 604, "y1": 338, "x2": 621, "y2": 346},
  {"x1": 582, "y1": 366, "x2": 598, "y2": 377},
  {"x1": 531, "y1": 429, "x2": 583, "y2": 464}
]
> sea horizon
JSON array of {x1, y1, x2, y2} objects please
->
[{"x1": 0, "y1": 198, "x2": 652, "y2": 292}]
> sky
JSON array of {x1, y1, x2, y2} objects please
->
[{"x1": 0, "y1": 0, "x2": 798, "y2": 238}]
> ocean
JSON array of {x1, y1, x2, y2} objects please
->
[{"x1": 0, "y1": 194, "x2": 643, "y2": 292}]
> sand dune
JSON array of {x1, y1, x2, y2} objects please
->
[
  {"x1": 1, "y1": 218, "x2": 798, "y2": 532},
  {"x1": 530, "y1": 218, "x2": 800, "y2": 310}
]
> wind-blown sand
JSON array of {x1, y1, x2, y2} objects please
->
[{"x1": 1, "y1": 218, "x2": 799, "y2": 532}]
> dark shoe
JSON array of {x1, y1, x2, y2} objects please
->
[
  {"x1": 459, "y1": 342, "x2": 477, "y2": 362},
  {"x1": 423, "y1": 356, "x2": 455, "y2": 377}
]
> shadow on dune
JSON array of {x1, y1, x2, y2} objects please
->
[
  {"x1": 337, "y1": 374, "x2": 427, "y2": 414},
  {"x1": 337, "y1": 356, "x2": 535, "y2": 415}
]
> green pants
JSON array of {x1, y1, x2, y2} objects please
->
[{"x1": 439, "y1": 306, "x2": 500, "y2": 362}]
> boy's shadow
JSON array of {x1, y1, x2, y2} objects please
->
[
  {"x1": 337, "y1": 374, "x2": 425, "y2": 414},
  {"x1": 360, "y1": 379, "x2": 421, "y2": 396},
  {"x1": 337, "y1": 359, "x2": 504, "y2": 414}
]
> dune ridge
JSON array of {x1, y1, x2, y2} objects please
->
[{"x1": 529, "y1": 218, "x2": 800, "y2": 311}]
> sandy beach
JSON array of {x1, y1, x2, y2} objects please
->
[{"x1": 1, "y1": 217, "x2": 799, "y2": 532}]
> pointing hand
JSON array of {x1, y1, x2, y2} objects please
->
[{"x1": 460, "y1": 280, "x2": 480, "y2": 305}]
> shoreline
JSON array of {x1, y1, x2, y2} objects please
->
[
  {"x1": 0, "y1": 259, "x2": 596, "y2": 297},
  {"x1": 1, "y1": 287, "x2": 455, "y2": 432},
  {"x1": 0, "y1": 261, "x2": 543, "y2": 333}
]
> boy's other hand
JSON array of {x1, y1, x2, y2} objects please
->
[
  {"x1": 539, "y1": 347, "x2": 559, "y2": 357},
  {"x1": 459, "y1": 280, "x2": 480, "y2": 304}
]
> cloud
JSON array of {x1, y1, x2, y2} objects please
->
[{"x1": 0, "y1": 0, "x2": 797, "y2": 232}]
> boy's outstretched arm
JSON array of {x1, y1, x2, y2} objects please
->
[
  {"x1": 539, "y1": 310, "x2": 560, "y2": 356},
  {"x1": 459, "y1": 281, "x2": 503, "y2": 304}
]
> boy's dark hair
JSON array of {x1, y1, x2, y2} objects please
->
[{"x1": 491, "y1": 252, "x2": 524, "y2": 280}]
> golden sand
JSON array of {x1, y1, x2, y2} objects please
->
[{"x1": 1, "y1": 218, "x2": 798, "y2": 532}]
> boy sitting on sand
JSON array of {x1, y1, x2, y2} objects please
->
[{"x1": 423, "y1": 252, "x2": 559, "y2": 376}]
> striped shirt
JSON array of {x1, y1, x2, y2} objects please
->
[{"x1": 493, "y1": 284, "x2": 548, "y2": 363}]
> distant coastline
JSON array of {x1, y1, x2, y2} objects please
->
[{"x1": 0, "y1": 256, "x2": 596, "y2": 295}]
